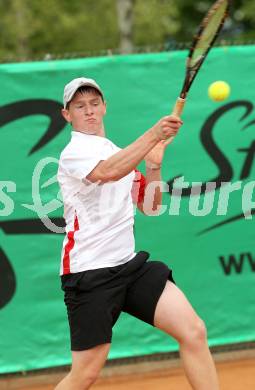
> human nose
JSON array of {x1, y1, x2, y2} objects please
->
[{"x1": 84, "y1": 105, "x2": 93, "y2": 115}]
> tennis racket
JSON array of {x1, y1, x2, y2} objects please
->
[{"x1": 170, "y1": 0, "x2": 230, "y2": 128}]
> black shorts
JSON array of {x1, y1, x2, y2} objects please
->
[{"x1": 61, "y1": 251, "x2": 175, "y2": 351}]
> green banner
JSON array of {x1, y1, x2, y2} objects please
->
[{"x1": 0, "y1": 46, "x2": 255, "y2": 373}]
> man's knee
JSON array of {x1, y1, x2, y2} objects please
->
[
  {"x1": 180, "y1": 317, "x2": 207, "y2": 349},
  {"x1": 70, "y1": 368, "x2": 100, "y2": 389},
  {"x1": 67, "y1": 343, "x2": 110, "y2": 389}
]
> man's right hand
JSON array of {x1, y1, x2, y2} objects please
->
[{"x1": 151, "y1": 115, "x2": 183, "y2": 141}]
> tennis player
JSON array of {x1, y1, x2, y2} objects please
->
[{"x1": 56, "y1": 77, "x2": 219, "y2": 390}]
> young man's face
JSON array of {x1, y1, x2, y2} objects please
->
[{"x1": 62, "y1": 90, "x2": 106, "y2": 135}]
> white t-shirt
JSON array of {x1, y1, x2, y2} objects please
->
[{"x1": 57, "y1": 131, "x2": 136, "y2": 275}]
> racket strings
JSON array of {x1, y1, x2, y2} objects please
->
[{"x1": 190, "y1": 0, "x2": 229, "y2": 68}]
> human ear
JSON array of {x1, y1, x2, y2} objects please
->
[{"x1": 61, "y1": 108, "x2": 71, "y2": 123}]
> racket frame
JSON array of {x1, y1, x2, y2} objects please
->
[{"x1": 173, "y1": 0, "x2": 230, "y2": 119}]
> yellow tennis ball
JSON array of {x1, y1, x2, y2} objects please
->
[{"x1": 208, "y1": 81, "x2": 231, "y2": 102}]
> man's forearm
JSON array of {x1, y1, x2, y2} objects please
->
[
  {"x1": 89, "y1": 129, "x2": 159, "y2": 182},
  {"x1": 87, "y1": 115, "x2": 182, "y2": 183},
  {"x1": 103, "y1": 129, "x2": 159, "y2": 178}
]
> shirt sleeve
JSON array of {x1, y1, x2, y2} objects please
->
[{"x1": 59, "y1": 137, "x2": 110, "y2": 181}]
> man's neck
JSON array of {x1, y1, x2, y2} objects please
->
[{"x1": 74, "y1": 125, "x2": 105, "y2": 137}]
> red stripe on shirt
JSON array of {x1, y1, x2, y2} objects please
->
[
  {"x1": 62, "y1": 214, "x2": 80, "y2": 275},
  {"x1": 131, "y1": 169, "x2": 146, "y2": 204}
]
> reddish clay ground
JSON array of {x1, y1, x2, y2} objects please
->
[{"x1": 2, "y1": 356, "x2": 254, "y2": 390}]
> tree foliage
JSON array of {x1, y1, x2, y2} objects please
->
[
  {"x1": 0, "y1": 0, "x2": 254, "y2": 62},
  {"x1": 0, "y1": 0, "x2": 119, "y2": 60}
]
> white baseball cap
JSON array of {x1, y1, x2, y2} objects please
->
[{"x1": 63, "y1": 77, "x2": 104, "y2": 108}]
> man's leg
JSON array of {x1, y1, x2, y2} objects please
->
[
  {"x1": 154, "y1": 281, "x2": 219, "y2": 390},
  {"x1": 55, "y1": 343, "x2": 110, "y2": 390}
]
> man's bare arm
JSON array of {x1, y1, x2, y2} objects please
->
[{"x1": 87, "y1": 116, "x2": 182, "y2": 183}]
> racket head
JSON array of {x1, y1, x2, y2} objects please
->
[{"x1": 180, "y1": 0, "x2": 230, "y2": 98}]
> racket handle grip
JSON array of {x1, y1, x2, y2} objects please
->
[
  {"x1": 164, "y1": 97, "x2": 186, "y2": 144},
  {"x1": 172, "y1": 97, "x2": 186, "y2": 118}
]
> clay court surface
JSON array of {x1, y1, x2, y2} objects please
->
[{"x1": 1, "y1": 349, "x2": 255, "y2": 390}]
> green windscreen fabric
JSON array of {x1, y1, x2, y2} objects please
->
[{"x1": 0, "y1": 46, "x2": 254, "y2": 373}]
